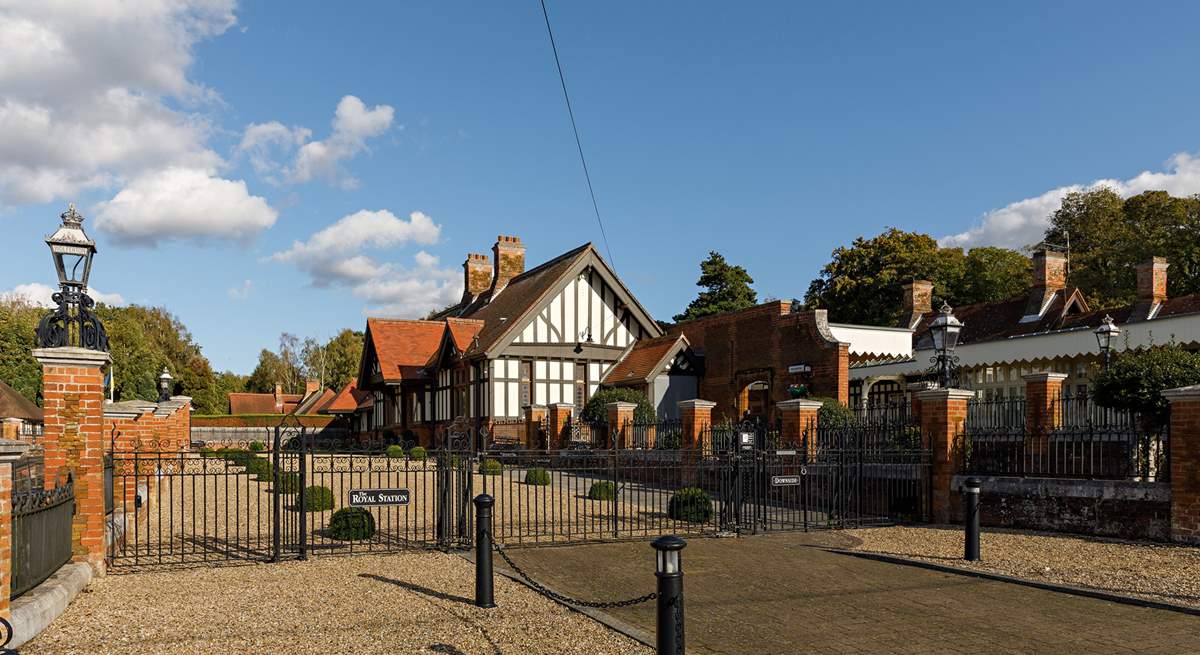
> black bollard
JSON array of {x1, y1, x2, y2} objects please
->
[
  {"x1": 963, "y1": 477, "x2": 981, "y2": 561},
  {"x1": 652, "y1": 535, "x2": 686, "y2": 655},
  {"x1": 474, "y1": 494, "x2": 496, "y2": 608}
]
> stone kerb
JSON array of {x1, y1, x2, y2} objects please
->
[
  {"x1": 1162, "y1": 385, "x2": 1200, "y2": 543},
  {"x1": 916, "y1": 388, "x2": 976, "y2": 523}
]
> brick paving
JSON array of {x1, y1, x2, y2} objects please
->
[{"x1": 502, "y1": 532, "x2": 1200, "y2": 654}]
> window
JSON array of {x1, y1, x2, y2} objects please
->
[
  {"x1": 520, "y1": 361, "x2": 532, "y2": 408},
  {"x1": 373, "y1": 392, "x2": 384, "y2": 428}
]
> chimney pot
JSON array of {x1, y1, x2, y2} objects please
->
[
  {"x1": 1136, "y1": 256, "x2": 1169, "y2": 305},
  {"x1": 490, "y1": 235, "x2": 526, "y2": 294},
  {"x1": 901, "y1": 280, "x2": 933, "y2": 329}
]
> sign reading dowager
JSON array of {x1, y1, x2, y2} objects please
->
[{"x1": 349, "y1": 489, "x2": 411, "y2": 507}]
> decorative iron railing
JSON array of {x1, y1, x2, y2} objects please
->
[
  {"x1": 11, "y1": 481, "x2": 74, "y2": 598},
  {"x1": 960, "y1": 394, "x2": 1167, "y2": 481}
]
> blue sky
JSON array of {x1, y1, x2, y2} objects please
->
[{"x1": 3, "y1": 1, "x2": 1200, "y2": 373}]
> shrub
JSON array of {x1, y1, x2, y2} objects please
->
[
  {"x1": 668, "y1": 487, "x2": 713, "y2": 523},
  {"x1": 222, "y1": 449, "x2": 252, "y2": 466},
  {"x1": 274, "y1": 472, "x2": 301, "y2": 494},
  {"x1": 328, "y1": 507, "x2": 376, "y2": 541},
  {"x1": 408, "y1": 446, "x2": 427, "y2": 462},
  {"x1": 524, "y1": 467, "x2": 551, "y2": 486},
  {"x1": 813, "y1": 397, "x2": 856, "y2": 426},
  {"x1": 587, "y1": 481, "x2": 616, "y2": 500},
  {"x1": 581, "y1": 387, "x2": 656, "y2": 424},
  {"x1": 385, "y1": 445, "x2": 405, "y2": 459},
  {"x1": 249, "y1": 441, "x2": 266, "y2": 452},
  {"x1": 198, "y1": 447, "x2": 215, "y2": 458},
  {"x1": 243, "y1": 456, "x2": 271, "y2": 477},
  {"x1": 479, "y1": 458, "x2": 503, "y2": 476},
  {"x1": 1093, "y1": 344, "x2": 1200, "y2": 427},
  {"x1": 251, "y1": 461, "x2": 274, "y2": 482},
  {"x1": 302, "y1": 486, "x2": 335, "y2": 512}
]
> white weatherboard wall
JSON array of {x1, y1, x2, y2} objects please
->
[
  {"x1": 512, "y1": 268, "x2": 645, "y2": 347},
  {"x1": 828, "y1": 323, "x2": 913, "y2": 358},
  {"x1": 849, "y1": 313, "x2": 1200, "y2": 380}
]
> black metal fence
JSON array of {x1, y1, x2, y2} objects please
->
[
  {"x1": 11, "y1": 481, "x2": 74, "y2": 599},
  {"x1": 960, "y1": 394, "x2": 1168, "y2": 481}
]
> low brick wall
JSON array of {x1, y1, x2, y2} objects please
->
[{"x1": 952, "y1": 475, "x2": 1170, "y2": 541}]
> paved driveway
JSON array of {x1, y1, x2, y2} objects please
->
[{"x1": 502, "y1": 532, "x2": 1199, "y2": 654}]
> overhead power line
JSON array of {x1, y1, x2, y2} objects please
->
[{"x1": 538, "y1": 0, "x2": 616, "y2": 270}]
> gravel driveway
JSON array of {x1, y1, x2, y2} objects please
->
[
  {"x1": 845, "y1": 525, "x2": 1200, "y2": 608},
  {"x1": 24, "y1": 551, "x2": 649, "y2": 654}
]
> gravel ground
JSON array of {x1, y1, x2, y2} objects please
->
[
  {"x1": 24, "y1": 551, "x2": 650, "y2": 655},
  {"x1": 844, "y1": 525, "x2": 1200, "y2": 608}
]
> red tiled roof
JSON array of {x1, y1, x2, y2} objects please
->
[
  {"x1": 228, "y1": 392, "x2": 301, "y2": 415},
  {"x1": 446, "y1": 318, "x2": 485, "y2": 353},
  {"x1": 367, "y1": 318, "x2": 446, "y2": 382},
  {"x1": 605, "y1": 334, "x2": 688, "y2": 385},
  {"x1": 909, "y1": 289, "x2": 1200, "y2": 350},
  {"x1": 324, "y1": 382, "x2": 369, "y2": 414},
  {"x1": 297, "y1": 388, "x2": 336, "y2": 414},
  {"x1": 0, "y1": 380, "x2": 42, "y2": 422}
]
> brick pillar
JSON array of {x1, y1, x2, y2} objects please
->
[
  {"x1": 679, "y1": 399, "x2": 715, "y2": 486},
  {"x1": 523, "y1": 405, "x2": 547, "y2": 449},
  {"x1": 917, "y1": 388, "x2": 974, "y2": 523},
  {"x1": 777, "y1": 399, "x2": 822, "y2": 458},
  {"x1": 1024, "y1": 372, "x2": 1067, "y2": 467},
  {"x1": 548, "y1": 403, "x2": 573, "y2": 450},
  {"x1": 605, "y1": 402, "x2": 637, "y2": 449},
  {"x1": 1163, "y1": 385, "x2": 1200, "y2": 543},
  {"x1": 33, "y1": 347, "x2": 111, "y2": 575},
  {"x1": 0, "y1": 440, "x2": 29, "y2": 622}
]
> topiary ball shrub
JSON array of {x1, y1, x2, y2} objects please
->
[
  {"x1": 524, "y1": 467, "x2": 551, "y2": 486},
  {"x1": 328, "y1": 507, "x2": 376, "y2": 541},
  {"x1": 249, "y1": 441, "x2": 266, "y2": 452},
  {"x1": 668, "y1": 487, "x2": 713, "y2": 523},
  {"x1": 385, "y1": 445, "x2": 405, "y2": 459},
  {"x1": 479, "y1": 458, "x2": 503, "y2": 476},
  {"x1": 274, "y1": 472, "x2": 301, "y2": 494},
  {"x1": 587, "y1": 481, "x2": 616, "y2": 500},
  {"x1": 408, "y1": 446, "x2": 427, "y2": 462},
  {"x1": 302, "y1": 486, "x2": 335, "y2": 512}
]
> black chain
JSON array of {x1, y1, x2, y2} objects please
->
[{"x1": 488, "y1": 535, "x2": 656, "y2": 609}]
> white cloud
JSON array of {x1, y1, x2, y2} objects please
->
[
  {"x1": 94, "y1": 168, "x2": 277, "y2": 245},
  {"x1": 0, "y1": 1, "x2": 234, "y2": 204},
  {"x1": 941, "y1": 151, "x2": 1200, "y2": 249},
  {"x1": 270, "y1": 209, "x2": 460, "y2": 317},
  {"x1": 227, "y1": 279, "x2": 252, "y2": 300},
  {"x1": 1, "y1": 282, "x2": 125, "y2": 308},
  {"x1": 237, "y1": 95, "x2": 394, "y2": 189}
]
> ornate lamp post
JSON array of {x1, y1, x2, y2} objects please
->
[
  {"x1": 1094, "y1": 314, "x2": 1120, "y2": 371},
  {"x1": 36, "y1": 204, "x2": 109, "y2": 351},
  {"x1": 158, "y1": 367, "x2": 174, "y2": 402},
  {"x1": 927, "y1": 302, "x2": 963, "y2": 388}
]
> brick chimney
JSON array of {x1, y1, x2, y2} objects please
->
[
  {"x1": 1024, "y1": 249, "x2": 1067, "y2": 317},
  {"x1": 490, "y1": 235, "x2": 525, "y2": 295},
  {"x1": 274, "y1": 382, "x2": 284, "y2": 413},
  {"x1": 304, "y1": 378, "x2": 320, "y2": 397},
  {"x1": 462, "y1": 253, "x2": 493, "y2": 303},
  {"x1": 901, "y1": 280, "x2": 933, "y2": 329},
  {"x1": 1132, "y1": 256, "x2": 1169, "y2": 321}
]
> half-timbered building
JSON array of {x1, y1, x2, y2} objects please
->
[{"x1": 354, "y1": 235, "x2": 692, "y2": 445}]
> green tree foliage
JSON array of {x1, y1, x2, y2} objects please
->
[
  {"x1": 0, "y1": 299, "x2": 43, "y2": 405},
  {"x1": 581, "y1": 387, "x2": 656, "y2": 423},
  {"x1": 303, "y1": 329, "x2": 363, "y2": 391},
  {"x1": 1092, "y1": 344, "x2": 1200, "y2": 426},
  {"x1": 245, "y1": 348, "x2": 295, "y2": 394},
  {"x1": 1045, "y1": 188, "x2": 1200, "y2": 307},
  {"x1": 804, "y1": 228, "x2": 1031, "y2": 325},
  {"x1": 674, "y1": 251, "x2": 758, "y2": 322}
]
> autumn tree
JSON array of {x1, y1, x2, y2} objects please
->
[{"x1": 674, "y1": 251, "x2": 758, "y2": 322}]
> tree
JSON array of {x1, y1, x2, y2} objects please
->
[
  {"x1": 804, "y1": 228, "x2": 1037, "y2": 325},
  {"x1": 1045, "y1": 188, "x2": 1200, "y2": 307},
  {"x1": 246, "y1": 349, "x2": 292, "y2": 394},
  {"x1": 322, "y1": 329, "x2": 364, "y2": 391},
  {"x1": 958, "y1": 247, "x2": 1032, "y2": 306},
  {"x1": 0, "y1": 299, "x2": 43, "y2": 405},
  {"x1": 674, "y1": 251, "x2": 758, "y2": 322},
  {"x1": 582, "y1": 387, "x2": 656, "y2": 423},
  {"x1": 1092, "y1": 344, "x2": 1200, "y2": 427}
]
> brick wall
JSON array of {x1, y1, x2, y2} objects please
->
[
  {"x1": 0, "y1": 461, "x2": 11, "y2": 619},
  {"x1": 669, "y1": 302, "x2": 849, "y2": 423}
]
